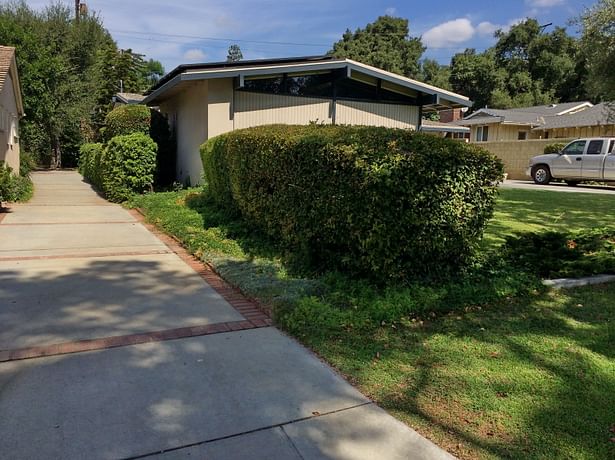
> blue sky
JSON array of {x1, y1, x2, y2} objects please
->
[{"x1": 30, "y1": 0, "x2": 587, "y2": 73}]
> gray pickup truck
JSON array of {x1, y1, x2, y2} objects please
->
[{"x1": 527, "y1": 138, "x2": 615, "y2": 185}]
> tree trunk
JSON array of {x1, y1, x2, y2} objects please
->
[{"x1": 50, "y1": 135, "x2": 62, "y2": 169}]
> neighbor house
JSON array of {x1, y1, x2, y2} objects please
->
[
  {"x1": 455, "y1": 101, "x2": 597, "y2": 142},
  {"x1": 113, "y1": 92, "x2": 146, "y2": 106},
  {"x1": 0, "y1": 46, "x2": 24, "y2": 173},
  {"x1": 143, "y1": 55, "x2": 472, "y2": 185}
]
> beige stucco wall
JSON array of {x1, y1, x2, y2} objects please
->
[
  {"x1": 470, "y1": 123, "x2": 536, "y2": 142},
  {"x1": 164, "y1": 81, "x2": 208, "y2": 186},
  {"x1": 478, "y1": 138, "x2": 575, "y2": 180},
  {"x1": 0, "y1": 73, "x2": 20, "y2": 173}
]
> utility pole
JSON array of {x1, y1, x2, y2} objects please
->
[{"x1": 75, "y1": 0, "x2": 80, "y2": 22}]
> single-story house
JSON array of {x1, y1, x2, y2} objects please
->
[
  {"x1": 143, "y1": 55, "x2": 472, "y2": 185},
  {"x1": 454, "y1": 101, "x2": 597, "y2": 143},
  {"x1": 0, "y1": 45, "x2": 24, "y2": 173},
  {"x1": 114, "y1": 92, "x2": 146, "y2": 106}
]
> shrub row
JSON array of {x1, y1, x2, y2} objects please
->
[
  {"x1": 202, "y1": 125, "x2": 504, "y2": 281},
  {"x1": 79, "y1": 133, "x2": 157, "y2": 202},
  {"x1": 0, "y1": 161, "x2": 33, "y2": 205},
  {"x1": 102, "y1": 105, "x2": 151, "y2": 141}
]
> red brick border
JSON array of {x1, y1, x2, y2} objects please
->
[
  {"x1": 0, "y1": 319, "x2": 272, "y2": 363},
  {"x1": 0, "y1": 220, "x2": 137, "y2": 226},
  {"x1": 128, "y1": 208, "x2": 273, "y2": 318}
]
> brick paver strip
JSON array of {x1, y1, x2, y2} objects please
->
[{"x1": 0, "y1": 320, "x2": 271, "y2": 363}]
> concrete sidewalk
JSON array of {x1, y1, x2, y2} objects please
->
[{"x1": 0, "y1": 171, "x2": 454, "y2": 460}]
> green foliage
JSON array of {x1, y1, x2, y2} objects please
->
[
  {"x1": 0, "y1": 161, "x2": 32, "y2": 204},
  {"x1": 78, "y1": 142, "x2": 104, "y2": 188},
  {"x1": 450, "y1": 19, "x2": 586, "y2": 110},
  {"x1": 226, "y1": 44, "x2": 243, "y2": 62},
  {"x1": 419, "y1": 59, "x2": 451, "y2": 90},
  {"x1": 103, "y1": 105, "x2": 151, "y2": 141},
  {"x1": 202, "y1": 125, "x2": 503, "y2": 281},
  {"x1": 330, "y1": 16, "x2": 425, "y2": 78},
  {"x1": 578, "y1": 0, "x2": 615, "y2": 101},
  {"x1": 544, "y1": 142, "x2": 565, "y2": 154},
  {"x1": 502, "y1": 228, "x2": 615, "y2": 278},
  {"x1": 101, "y1": 133, "x2": 157, "y2": 202}
]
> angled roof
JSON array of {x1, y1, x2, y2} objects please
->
[
  {"x1": 533, "y1": 103, "x2": 614, "y2": 131},
  {"x1": 455, "y1": 101, "x2": 597, "y2": 129},
  {"x1": 115, "y1": 92, "x2": 146, "y2": 104},
  {"x1": 0, "y1": 45, "x2": 23, "y2": 115},
  {"x1": 421, "y1": 119, "x2": 470, "y2": 133},
  {"x1": 143, "y1": 55, "x2": 472, "y2": 110}
]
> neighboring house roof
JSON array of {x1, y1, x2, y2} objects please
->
[
  {"x1": 143, "y1": 55, "x2": 472, "y2": 110},
  {"x1": 455, "y1": 101, "x2": 603, "y2": 131},
  {"x1": 534, "y1": 103, "x2": 614, "y2": 131},
  {"x1": 421, "y1": 119, "x2": 470, "y2": 133},
  {"x1": 115, "y1": 92, "x2": 146, "y2": 104},
  {"x1": 0, "y1": 45, "x2": 24, "y2": 116}
]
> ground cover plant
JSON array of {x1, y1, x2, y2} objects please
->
[{"x1": 130, "y1": 185, "x2": 615, "y2": 459}]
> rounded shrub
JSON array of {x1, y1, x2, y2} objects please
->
[
  {"x1": 103, "y1": 105, "x2": 151, "y2": 141},
  {"x1": 544, "y1": 142, "x2": 566, "y2": 154},
  {"x1": 201, "y1": 125, "x2": 504, "y2": 282},
  {"x1": 78, "y1": 143, "x2": 104, "y2": 188},
  {"x1": 102, "y1": 133, "x2": 157, "y2": 202},
  {"x1": 0, "y1": 161, "x2": 32, "y2": 205}
]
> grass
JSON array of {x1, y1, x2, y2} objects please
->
[{"x1": 130, "y1": 187, "x2": 615, "y2": 460}]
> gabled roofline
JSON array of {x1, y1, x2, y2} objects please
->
[{"x1": 143, "y1": 55, "x2": 472, "y2": 109}]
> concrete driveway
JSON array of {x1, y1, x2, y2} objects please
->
[
  {"x1": 0, "y1": 171, "x2": 453, "y2": 460},
  {"x1": 501, "y1": 179, "x2": 615, "y2": 195}
]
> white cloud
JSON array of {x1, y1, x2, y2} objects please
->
[
  {"x1": 183, "y1": 49, "x2": 206, "y2": 62},
  {"x1": 476, "y1": 21, "x2": 500, "y2": 37},
  {"x1": 385, "y1": 7, "x2": 397, "y2": 16},
  {"x1": 422, "y1": 18, "x2": 475, "y2": 48},
  {"x1": 525, "y1": 0, "x2": 565, "y2": 8}
]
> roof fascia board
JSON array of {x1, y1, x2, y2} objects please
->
[
  {"x1": 9, "y1": 56, "x2": 24, "y2": 115},
  {"x1": 143, "y1": 74, "x2": 182, "y2": 105}
]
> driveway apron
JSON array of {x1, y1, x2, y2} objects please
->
[{"x1": 0, "y1": 171, "x2": 454, "y2": 460}]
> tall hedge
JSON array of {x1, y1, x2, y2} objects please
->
[
  {"x1": 78, "y1": 143, "x2": 104, "y2": 188},
  {"x1": 103, "y1": 105, "x2": 151, "y2": 141},
  {"x1": 101, "y1": 133, "x2": 157, "y2": 202},
  {"x1": 202, "y1": 125, "x2": 504, "y2": 281}
]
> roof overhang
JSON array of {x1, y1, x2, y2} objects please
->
[
  {"x1": 8, "y1": 54, "x2": 23, "y2": 116},
  {"x1": 143, "y1": 57, "x2": 472, "y2": 110}
]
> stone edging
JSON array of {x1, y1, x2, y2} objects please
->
[{"x1": 543, "y1": 274, "x2": 615, "y2": 289}]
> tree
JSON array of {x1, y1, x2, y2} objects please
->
[
  {"x1": 226, "y1": 44, "x2": 243, "y2": 62},
  {"x1": 578, "y1": 0, "x2": 615, "y2": 101},
  {"x1": 419, "y1": 59, "x2": 451, "y2": 90},
  {"x1": 450, "y1": 49, "x2": 506, "y2": 109},
  {"x1": 330, "y1": 16, "x2": 425, "y2": 78}
]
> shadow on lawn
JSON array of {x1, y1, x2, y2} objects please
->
[{"x1": 358, "y1": 287, "x2": 615, "y2": 460}]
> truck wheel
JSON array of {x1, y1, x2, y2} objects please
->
[
  {"x1": 531, "y1": 165, "x2": 551, "y2": 185},
  {"x1": 565, "y1": 180, "x2": 579, "y2": 186}
]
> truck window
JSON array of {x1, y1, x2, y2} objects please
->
[
  {"x1": 562, "y1": 140, "x2": 586, "y2": 155},
  {"x1": 587, "y1": 140, "x2": 604, "y2": 155},
  {"x1": 609, "y1": 140, "x2": 615, "y2": 154}
]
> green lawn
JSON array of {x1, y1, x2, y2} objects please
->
[{"x1": 130, "y1": 187, "x2": 615, "y2": 460}]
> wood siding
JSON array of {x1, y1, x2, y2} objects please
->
[{"x1": 336, "y1": 100, "x2": 418, "y2": 129}]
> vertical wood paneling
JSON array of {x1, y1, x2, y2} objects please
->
[{"x1": 336, "y1": 100, "x2": 418, "y2": 129}]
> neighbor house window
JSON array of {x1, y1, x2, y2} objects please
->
[
  {"x1": 476, "y1": 125, "x2": 489, "y2": 142},
  {"x1": 518, "y1": 131, "x2": 528, "y2": 140}
]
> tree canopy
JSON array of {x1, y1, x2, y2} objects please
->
[
  {"x1": 0, "y1": 0, "x2": 163, "y2": 167},
  {"x1": 330, "y1": 16, "x2": 425, "y2": 78},
  {"x1": 226, "y1": 44, "x2": 243, "y2": 62}
]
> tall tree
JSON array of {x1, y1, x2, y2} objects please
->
[
  {"x1": 226, "y1": 44, "x2": 243, "y2": 62},
  {"x1": 419, "y1": 59, "x2": 451, "y2": 90},
  {"x1": 578, "y1": 0, "x2": 615, "y2": 101},
  {"x1": 330, "y1": 16, "x2": 425, "y2": 78}
]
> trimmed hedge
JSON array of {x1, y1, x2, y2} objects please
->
[
  {"x1": 544, "y1": 142, "x2": 566, "y2": 154},
  {"x1": 202, "y1": 125, "x2": 503, "y2": 281},
  {"x1": 78, "y1": 143, "x2": 104, "y2": 188},
  {"x1": 0, "y1": 161, "x2": 33, "y2": 205},
  {"x1": 101, "y1": 133, "x2": 157, "y2": 202},
  {"x1": 103, "y1": 105, "x2": 151, "y2": 141}
]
